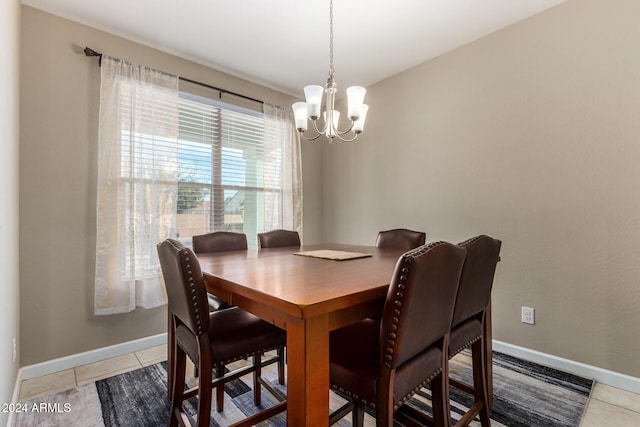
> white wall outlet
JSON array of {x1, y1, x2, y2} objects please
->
[
  {"x1": 521, "y1": 306, "x2": 535, "y2": 325},
  {"x1": 12, "y1": 337, "x2": 16, "y2": 362}
]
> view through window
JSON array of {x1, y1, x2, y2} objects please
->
[{"x1": 175, "y1": 93, "x2": 284, "y2": 247}]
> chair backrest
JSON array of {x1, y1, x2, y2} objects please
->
[
  {"x1": 157, "y1": 239, "x2": 209, "y2": 336},
  {"x1": 192, "y1": 231, "x2": 248, "y2": 254},
  {"x1": 257, "y1": 229, "x2": 301, "y2": 248},
  {"x1": 380, "y1": 242, "x2": 466, "y2": 369},
  {"x1": 375, "y1": 228, "x2": 426, "y2": 250},
  {"x1": 451, "y1": 235, "x2": 502, "y2": 328}
]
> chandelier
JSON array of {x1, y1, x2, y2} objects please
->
[{"x1": 292, "y1": 0, "x2": 369, "y2": 142}]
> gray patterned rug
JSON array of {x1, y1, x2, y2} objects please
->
[{"x1": 16, "y1": 351, "x2": 593, "y2": 427}]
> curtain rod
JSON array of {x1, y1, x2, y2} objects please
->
[{"x1": 84, "y1": 47, "x2": 264, "y2": 105}]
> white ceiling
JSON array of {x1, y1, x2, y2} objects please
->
[{"x1": 22, "y1": 0, "x2": 568, "y2": 98}]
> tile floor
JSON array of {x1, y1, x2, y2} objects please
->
[{"x1": 18, "y1": 344, "x2": 640, "y2": 426}]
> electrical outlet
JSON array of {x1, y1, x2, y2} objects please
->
[
  {"x1": 521, "y1": 307, "x2": 535, "y2": 325},
  {"x1": 12, "y1": 338, "x2": 16, "y2": 362}
]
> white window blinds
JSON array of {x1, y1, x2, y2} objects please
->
[{"x1": 176, "y1": 93, "x2": 301, "y2": 248}]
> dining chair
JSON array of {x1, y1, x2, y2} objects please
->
[
  {"x1": 191, "y1": 231, "x2": 285, "y2": 400},
  {"x1": 447, "y1": 235, "x2": 501, "y2": 427},
  {"x1": 375, "y1": 228, "x2": 427, "y2": 250},
  {"x1": 370, "y1": 228, "x2": 428, "y2": 322},
  {"x1": 192, "y1": 231, "x2": 248, "y2": 311},
  {"x1": 257, "y1": 229, "x2": 301, "y2": 248},
  {"x1": 192, "y1": 230, "x2": 248, "y2": 253},
  {"x1": 157, "y1": 239, "x2": 287, "y2": 427},
  {"x1": 328, "y1": 241, "x2": 467, "y2": 427}
]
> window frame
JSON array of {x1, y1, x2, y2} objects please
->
[{"x1": 175, "y1": 91, "x2": 284, "y2": 245}]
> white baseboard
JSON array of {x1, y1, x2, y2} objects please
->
[
  {"x1": 11, "y1": 335, "x2": 640, "y2": 416},
  {"x1": 493, "y1": 340, "x2": 640, "y2": 394},
  {"x1": 19, "y1": 333, "x2": 167, "y2": 381},
  {"x1": 8, "y1": 334, "x2": 167, "y2": 426}
]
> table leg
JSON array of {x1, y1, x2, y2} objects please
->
[{"x1": 286, "y1": 314, "x2": 330, "y2": 426}]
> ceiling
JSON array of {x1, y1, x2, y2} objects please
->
[{"x1": 22, "y1": 0, "x2": 568, "y2": 98}]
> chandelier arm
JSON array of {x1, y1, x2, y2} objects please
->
[
  {"x1": 312, "y1": 118, "x2": 329, "y2": 136},
  {"x1": 331, "y1": 131, "x2": 359, "y2": 143},
  {"x1": 332, "y1": 120, "x2": 356, "y2": 136},
  {"x1": 298, "y1": 128, "x2": 324, "y2": 141}
]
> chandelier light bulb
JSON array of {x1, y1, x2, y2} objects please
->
[
  {"x1": 293, "y1": 102, "x2": 308, "y2": 131},
  {"x1": 346, "y1": 86, "x2": 366, "y2": 120},
  {"x1": 304, "y1": 85, "x2": 324, "y2": 120},
  {"x1": 353, "y1": 104, "x2": 369, "y2": 133}
]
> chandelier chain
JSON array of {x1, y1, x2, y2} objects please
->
[{"x1": 329, "y1": 0, "x2": 335, "y2": 77}]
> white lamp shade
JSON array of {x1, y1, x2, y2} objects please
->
[
  {"x1": 304, "y1": 85, "x2": 324, "y2": 119},
  {"x1": 292, "y1": 102, "x2": 308, "y2": 131},
  {"x1": 346, "y1": 86, "x2": 366, "y2": 120},
  {"x1": 353, "y1": 104, "x2": 369, "y2": 133},
  {"x1": 323, "y1": 110, "x2": 340, "y2": 138}
]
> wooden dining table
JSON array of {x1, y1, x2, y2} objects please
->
[{"x1": 198, "y1": 242, "x2": 494, "y2": 426}]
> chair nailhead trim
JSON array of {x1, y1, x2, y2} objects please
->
[
  {"x1": 384, "y1": 241, "x2": 446, "y2": 368},
  {"x1": 211, "y1": 345, "x2": 282, "y2": 367},
  {"x1": 393, "y1": 368, "x2": 443, "y2": 411},
  {"x1": 182, "y1": 345, "x2": 283, "y2": 368},
  {"x1": 330, "y1": 385, "x2": 374, "y2": 409},
  {"x1": 181, "y1": 249, "x2": 203, "y2": 334},
  {"x1": 458, "y1": 235, "x2": 485, "y2": 248},
  {"x1": 450, "y1": 335, "x2": 482, "y2": 358}
]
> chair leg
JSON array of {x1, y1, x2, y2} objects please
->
[
  {"x1": 253, "y1": 354, "x2": 262, "y2": 406},
  {"x1": 352, "y1": 400, "x2": 365, "y2": 427},
  {"x1": 277, "y1": 346, "x2": 285, "y2": 385},
  {"x1": 169, "y1": 345, "x2": 186, "y2": 427},
  {"x1": 167, "y1": 313, "x2": 175, "y2": 399},
  {"x1": 472, "y1": 340, "x2": 491, "y2": 427},
  {"x1": 215, "y1": 364, "x2": 225, "y2": 412},
  {"x1": 484, "y1": 303, "x2": 494, "y2": 409},
  {"x1": 431, "y1": 370, "x2": 451, "y2": 427},
  {"x1": 196, "y1": 357, "x2": 213, "y2": 427}
]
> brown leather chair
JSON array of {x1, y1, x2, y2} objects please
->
[
  {"x1": 370, "y1": 228, "x2": 427, "y2": 322},
  {"x1": 329, "y1": 242, "x2": 466, "y2": 427},
  {"x1": 192, "y1": 231, "x2": 248, "y2": 311},
  {"x1": 190, "y1": 231, "x2": 285, "y2": 393},
  {"x1": 157, "y1": 239, "x2": 287, "y2": 426},
  {"x1": 193, "y1": 230, "x2": 248, "y2": 253},
  {"x1": 447, "y1": 235, "x2": 501, "y2": 427},
  {"x1": 257, "y1": 229, "x2": 301, "y2": 248},
  {"x1": 375, "y1": 228, "x2": 426, "y2": 250}
]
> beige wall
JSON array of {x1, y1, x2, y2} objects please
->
[
  {"x1": 1, "y1": 0, "x2": 21, "y2": 423},
  {"x1": 21, "y1": 0, "x2": 640, "y2": 380},
  {"x1": 322, "y1": 0, "x2": 640, "y2": 377},
  {"x1": 19, "y1": 6, "x2": 322, "y2": 365}
]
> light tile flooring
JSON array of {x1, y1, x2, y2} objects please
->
[
  {"x1": 18, "y1": 344, "x2": 640, "y2": 426},
  {"x1": 18, "y1": 345, "x2": 167, "y2": 402}
]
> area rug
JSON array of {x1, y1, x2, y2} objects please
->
[{"x1": 15, "y1": 351, "x2": 593, "y2": 427}]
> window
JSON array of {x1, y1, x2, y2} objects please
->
[
  {"x1": 176, "y1": 93, "x2": 290, "y2": 248},
  {"x1": 95, "y1": 55, "x2": 301, "y2": 314}
]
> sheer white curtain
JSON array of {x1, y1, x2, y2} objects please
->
[
  {"x1": 95, "y1": 56, "x2": 180, "y2": 315},
  {"x1": 263, "y1": 103, "x2": 303, "y2": 238}
]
